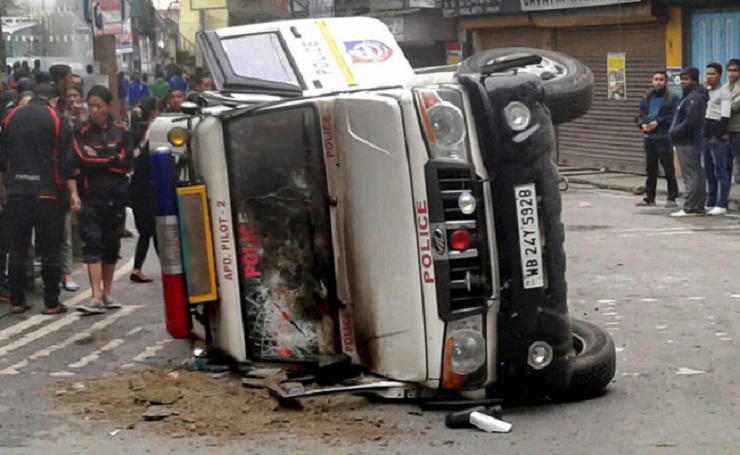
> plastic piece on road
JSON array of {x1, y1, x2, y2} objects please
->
[
  {"x1": 445, "y1": 405, "x2": 503, "y2": 429},
  {"x1": 469, "y1": 411, "x2": 512, "y2": 433}
]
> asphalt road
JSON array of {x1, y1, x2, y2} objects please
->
[{"x1": 1, "y1": 186, "x2": 738, "y2": 454}]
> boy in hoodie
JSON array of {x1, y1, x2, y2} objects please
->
[
  {"x1": 636, "y1": 70, "x2": 680, "y2": 207},
  {"x1": 702, "y1": 62, "x2": 732, "y2": 216},
  {"x1": 669, "y1": 67, "x2": 709, "y2": 217},
  {"x1": 725, "y1": 59, "x2": 740, "y2": 183}
]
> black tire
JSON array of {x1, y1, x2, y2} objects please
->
[
  {"x1": 459, "y1": 48, "x2": 594, "y2": 125},
  {"x1": 567, "y1": 319, "x2": 616, "y2": 397}
]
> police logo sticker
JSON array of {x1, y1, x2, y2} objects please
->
[{"x1": 344, "y1": 40, "x2": 394, "y2": 64}]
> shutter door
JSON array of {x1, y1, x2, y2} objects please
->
[
  {"x1": 477, "y1": 27, "x2": 552, "y2": 51},
  {"x1": 555, "y1": 24, "x2": 666, "y2": 173}
]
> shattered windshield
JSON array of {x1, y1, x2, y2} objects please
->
[{"x1": 221, "y1": 33, "x2": 300, "y2": 86}]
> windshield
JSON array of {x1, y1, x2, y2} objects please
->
[{"x1": 221, "y1": 33, "x2": 300, "y2": 86}]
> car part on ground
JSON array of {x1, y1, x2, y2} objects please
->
[
  {"x1": 459, "y1": 48, "x2": 594, "y2": 126},
  {"x1": 561, "y1": 318, "x2": 617, "y2": 399}
]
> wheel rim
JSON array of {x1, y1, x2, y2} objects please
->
[
  {"x1": 572, "y1": 332, "x2": 586, "y2": 356},
  {"x1": 517, "y1": 57, "x2": 568, "y2": 81}
]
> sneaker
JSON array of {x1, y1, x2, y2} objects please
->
[
  {"x1": 705, "y1": 206, "x2": 715, "y2": 211},
  {"x1": 77, "y1": 299, "x2": 106, "y2": 315},
  {"x1": 707, "y1": 207, "x2": 727, "y2": 216},
  {"x1": 670, "y1": 210, "x2": 705, "y2": 217},
  {"x1": 665, "y1": 200, "x2": 678, "y2": 208},
  {"x1": 103, "y1": 295, "x2": 122, "y2": 309},
  {"x1": 636, "y1": 199, "x2": 656, "y2": 207}
]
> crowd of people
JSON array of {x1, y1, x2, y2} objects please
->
[
  {"x1": 636, "y1": 59, "x2": 740, "y2": 217},
  {"x1": 0, "y1": 60, "x2": 214, "y2": 316}
]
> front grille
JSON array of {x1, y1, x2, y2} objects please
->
[{"x1": 426, "y1": 162, "x2": 490, "y2": 318}]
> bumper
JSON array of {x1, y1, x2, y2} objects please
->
[{"x1": 459, "y1": 73, "x2": 573, "y2": 394}]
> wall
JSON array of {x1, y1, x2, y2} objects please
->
[{"x1": 179, "y1": 0, "x2": 228, "y2": 67}]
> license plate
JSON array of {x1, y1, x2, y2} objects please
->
[{"x1": 514, "y1": 183, "x2": 544, "y2": 289}]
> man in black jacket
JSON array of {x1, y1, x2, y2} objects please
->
[
  {"x1": 0, "y1": 84, "x2": 81, "y2": 314},
  {"x1": 636, "y1": 70, "x2": 680, "y2": 207},
  {"x1": 669, "y1": 67, "x2": 709, "y2": 217}
]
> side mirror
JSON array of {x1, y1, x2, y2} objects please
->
[{"x1": 181, "y1": 101, "x2": 201, "y2": 115}]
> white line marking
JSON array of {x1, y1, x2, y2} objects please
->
[
  {"x1": 126, "y1": 326, "x2": 143, "y2": 336},
  {"x1": 656, "y1": 325, "x2": 667, "y2": 330},
  {"x1": 597, "y1": 299, "x2": 617, "y2": 304},
  {"x1": 603, "y1": 311, "x2": 619, "y2": 316},
  {"x1": 68, "y1": 338, "x2": 126, "y2": 369},
  {"x1": 131, "y1": 339, "x2": 171, "y2": 363},
  {"x1": 641, "y1": 298, "x2": 658, "y2": 302},
  {"x1": 720, "y1": 337, "x2": 732, "y2": 341},
  {"x1": 688, "y1": 297, "x2": 706, "y2": 301},
  {"x1": 730, "y1": 295, "x2": 740, "y2": 299},
  {"x1": 0, "y1": 258, "x2": 135, "y2": 344},
  {"x1": 0, "y1": 307, "x2": 138, "y2": 375},
  {"x1": 605, "y1": 321, "x2": 620, "y2": 326},
  {"x1": 666, "y1": 340, "x2": 676, "y2": 344},
  {"x1": 715, "y1": 332, "x2": 728, "y2": 337},
  {"x1": 49, "y1": 371, "x2": 75, "y2": 377}
]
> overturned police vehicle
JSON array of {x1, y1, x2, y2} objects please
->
[{"x1": 148, "y1": 17, "x2": 615, "y2": 401}]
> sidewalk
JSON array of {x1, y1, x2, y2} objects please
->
[{"x1": 560, "y1": 167, "x2": 740, "y2": 211}]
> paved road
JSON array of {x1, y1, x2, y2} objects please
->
[{"x1": 1, "y1": 186, "x2": 738, "y2": 454}]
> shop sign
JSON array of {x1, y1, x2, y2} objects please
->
[
  {"x1": 446, "y1": 42, "x2": 463, "y2": 65},
  {"x1": 521, "y1": 0, "x2": 640, "y2": 12},
  {"x1": 89, "y1": 0, "x2": 124, "y2": 36},
  {"x1": 607, "y1": 52, "x2": 627, "y2": 100},
  {"x1": 445, "y1": 0, "x2": 640, "y2": 16}
]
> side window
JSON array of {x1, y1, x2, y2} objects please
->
[{"x1": 220, "y1": 34, "x2": 299, "y2": 86}]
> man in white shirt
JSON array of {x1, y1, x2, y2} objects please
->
[
  {"x1": 702, "y1": 62, "x2": 732, "y2": 216},
  {"x1": 725, "y1": 59, "x2": 740, "y2": 183}
]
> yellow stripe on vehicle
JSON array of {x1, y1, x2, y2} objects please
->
[{"x1": 317, "y1": 20, "x2": 356, "y2": 86}]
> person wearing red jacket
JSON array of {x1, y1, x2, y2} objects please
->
[{"x1": 73, "y1": 86, "x2": 134, "y2": 315}]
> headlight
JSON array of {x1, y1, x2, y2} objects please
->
[
  {"x1": 503, "y1": 101, "x2": 532, "y2": 132},
  {"x1": 458, "y1": 191, "x2": 477, "y2": 215},
  {"x1": 414, "y1": 88, "x2": 469, "y2": 162},
  {"x1": 442, "y1": 314, "x2": 486, "y2": 388},
  {"x1": 167, "y1": 127, "x2": 188, "y2": 147}
]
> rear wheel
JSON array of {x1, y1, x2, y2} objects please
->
[{"x1": 459, "y1": 48, "x2": 594, "y2": 125}]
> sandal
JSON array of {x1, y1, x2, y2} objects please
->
[
  {"x1": 41, "y1": 304, "x2": 68, "y2": 315},
  {"x1": 62, "y1": 280, "x2": 80, "y2": 292},
  {"x1": 130, "y1": 272, "x2": 153, "y2": 283},
  {"x1": 11, "y1": 303, "x2": 31, "y2": 314}
]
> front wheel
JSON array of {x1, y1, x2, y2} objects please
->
[
  {"x1": 562, "y1": 319, "x2": 617, "y2": 399},
  {"x1": 459, "y1": 48, "x2": 594, "y2": 125}
]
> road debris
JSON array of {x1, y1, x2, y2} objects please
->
[
  {"x1": 675, "y1": 367, "x2": 706, "y2": 376},
  {"x1": 445, "y1": 406, "x2": 503, "y2": 429},
  {"x1": 53, "y1": 368, "x2": 398, "y2": 443},
  {"x1": 109, "y1": 429, "x2": 121, "y2": 436},
  {"x1": 469, "y1": 411, "x2": 512, "y2": 433}
]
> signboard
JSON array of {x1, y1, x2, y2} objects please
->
[
  {"x1": 607, "y1": 52, "x2": 627, "y2": 100},
  {"x1": 91, "y1": 0, "x2": 124, "y2": 36},
  {"x1": 445, "y1": 0, "x2": 640, "y2": 16},
  {"x1": 190, "y1": 0, "x2": 227, "y2": 9},
  {"x1": 409, "y1": 0, "x2": 437, "y2": 7},
  {"x1": 446, "y1": 42, "x2": 463, "y2": 65},
  {"x1": 521, "y1": 0, "x2": 641, "y2": 12},
  {"x1": 666, "y1": 66, "x2": 683, "y2": 98},
  {"x1": 116, "y1": 18, "x2": 133, "y2": 55}
]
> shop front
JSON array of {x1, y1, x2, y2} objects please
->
[{"x1": 448, "y1": 0, "x2": 671, "y2": 173}]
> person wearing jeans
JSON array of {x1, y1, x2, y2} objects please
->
[
  {"x1": 636, "y1": 70, "x2": 680, "y2": 207},
  {"x1": 725, "y1": 59, "x2": 740, "y2": 184},
  {"x1": 669, "y1": 67, "x2": 709, "y2": 217},
  {"x1": 702, "y1": 62, "x2": 732, "y2": 216}
]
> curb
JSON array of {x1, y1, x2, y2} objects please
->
[{"x1": 567, "y1": 175, "x2": 740, "y2": 209}]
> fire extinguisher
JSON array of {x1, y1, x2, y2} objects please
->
[{"x1": 151, "y1": 147, "x2": 191, "y2": 339}]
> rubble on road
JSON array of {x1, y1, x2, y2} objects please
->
[{"x1": 53, "y1": 368, "x2": 398, "y2": 443}]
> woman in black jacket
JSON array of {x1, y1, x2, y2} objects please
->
[
  {"x1": 73, "y1": 86, "x2": 134, "y2": 314},
  {"x1": 129, "y1": 98, "x2": 159, "y2": 283}
]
